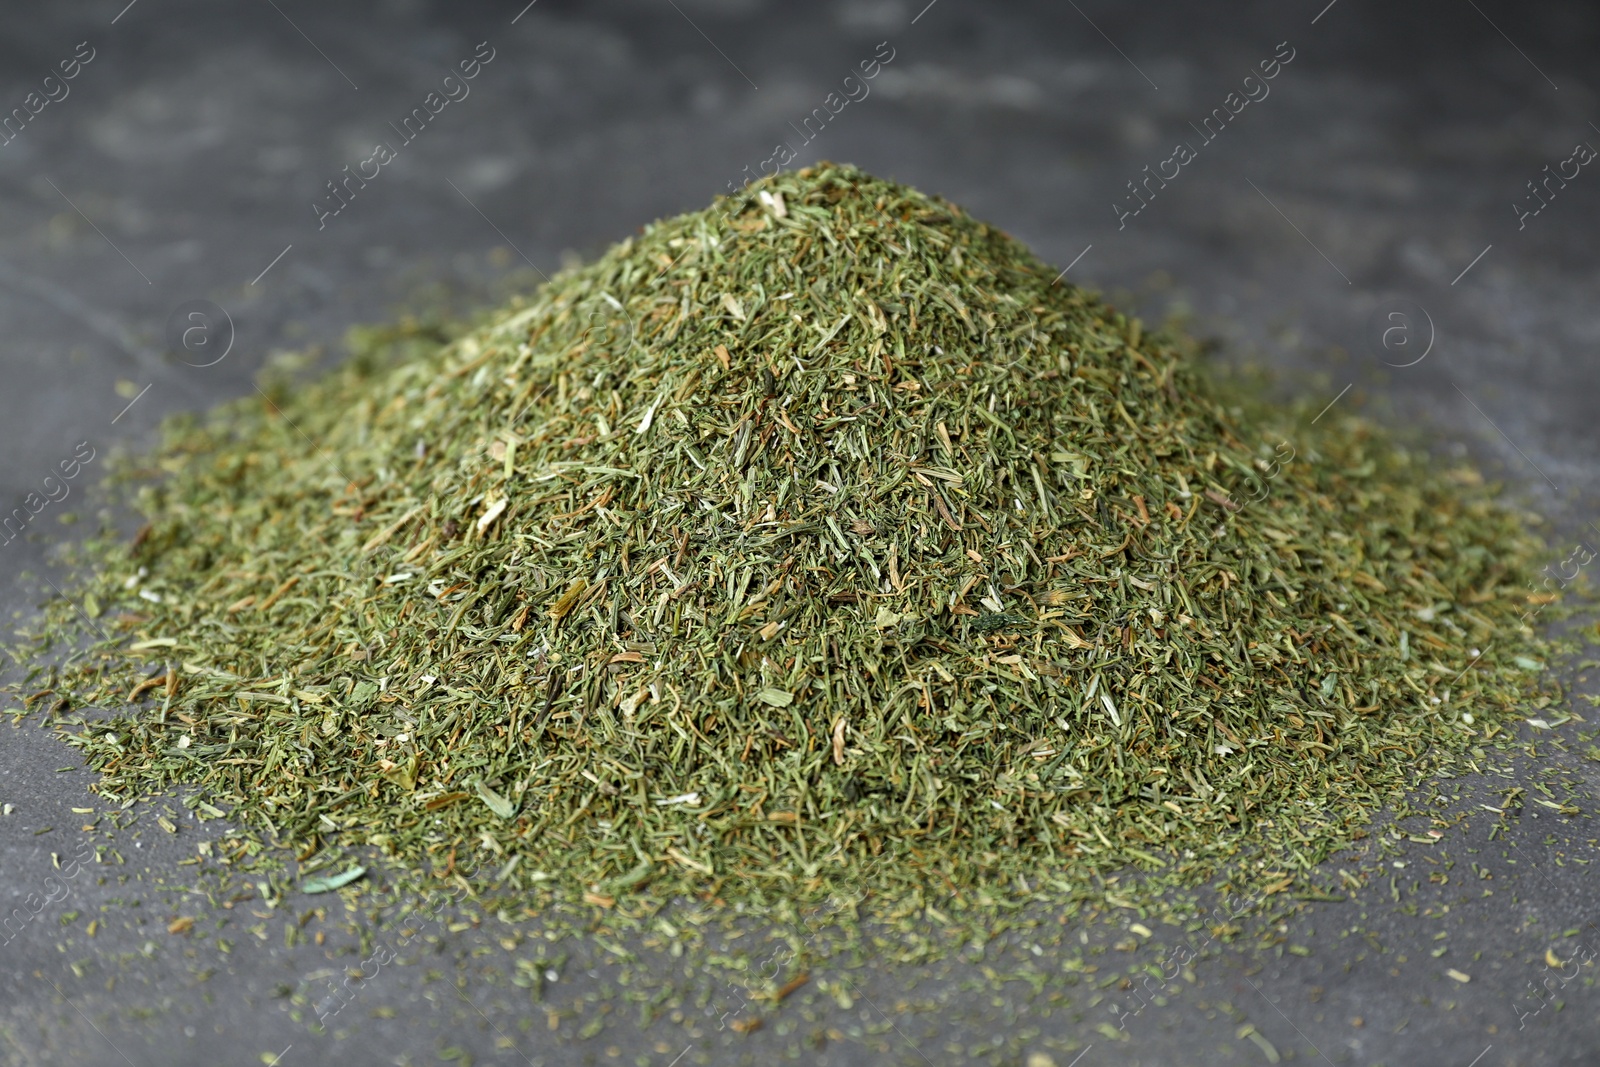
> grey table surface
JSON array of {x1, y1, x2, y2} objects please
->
[{"x1": 2, "y1": 1, "x2": 1599, "y2": 1064}]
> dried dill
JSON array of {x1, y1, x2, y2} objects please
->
[{"x1": 9, "y1": 163, "x2": 1560, "y2": 919}]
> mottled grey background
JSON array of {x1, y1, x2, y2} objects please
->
[{"x1": 2, "y1": 1, "x2": 1599, "y2": 1064}]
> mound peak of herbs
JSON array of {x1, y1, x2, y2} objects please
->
[{"x1": 16, "y1": 163, "x2": 1553, "y2": 909}]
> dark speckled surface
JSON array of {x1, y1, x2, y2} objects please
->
[{"x1": 2, "y1": 2, "x2": 1599, "y2": 1064}]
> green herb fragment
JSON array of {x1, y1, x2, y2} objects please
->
[
  {"x1": 474, "y1": 779, "x2": 517, "y2": 820},
  {"x1": 301, "y1": 866, "x2": 366, "y2": 894}
]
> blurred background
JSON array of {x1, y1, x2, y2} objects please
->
[{"x1": 2, "y1": 1, "x2": 1599, "y2": 1064}]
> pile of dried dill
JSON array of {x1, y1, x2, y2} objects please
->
[{"x1": 10, "y1": 163, "x2": 1557, "y2": 913}]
